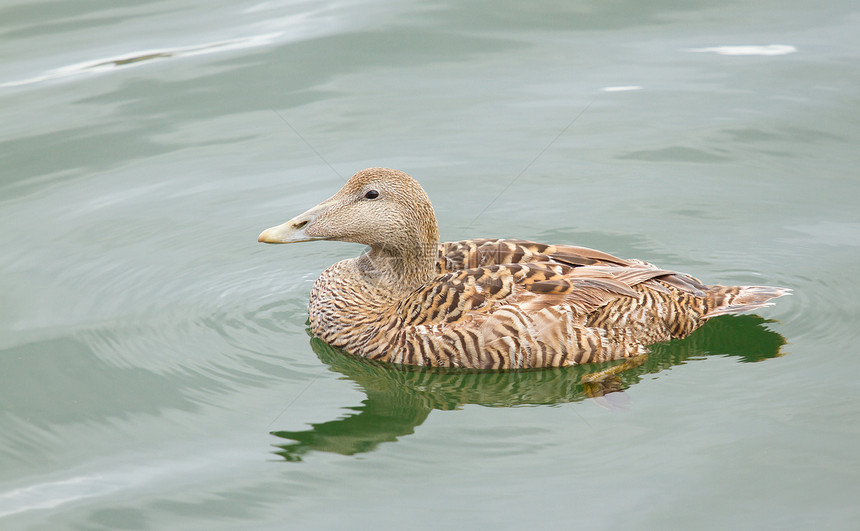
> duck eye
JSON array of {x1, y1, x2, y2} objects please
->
[{"x1": 364, "y1": 190, "x2": 379, "y2": 199}]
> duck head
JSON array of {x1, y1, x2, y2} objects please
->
[{"x1": 258, "y1": 168, "x2": 440, "y2": 257}]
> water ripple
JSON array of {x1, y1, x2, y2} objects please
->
[{"x1": 74, "y1": 267, "x2": 318, "y2": 382}]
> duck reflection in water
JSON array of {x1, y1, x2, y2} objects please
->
[{"x1": 271, "y1": 314, "x2": 785, "y2": 462}]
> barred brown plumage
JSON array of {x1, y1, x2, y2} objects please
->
[{"x1": 258, "y1": 167, "x2": 789, "y2": 369}]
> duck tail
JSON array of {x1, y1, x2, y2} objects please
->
[{"x1": 702, "y1": 285, "x2": 791, "y2": 319}]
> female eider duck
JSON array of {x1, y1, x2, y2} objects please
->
[{"x1": 258, "y1": 168, "x2": 788, "y2": 370}]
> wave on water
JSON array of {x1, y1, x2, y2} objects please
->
[{"x1": 0, "y1": 34, "x2": 283, "y2": 89}]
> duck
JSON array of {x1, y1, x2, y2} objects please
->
[{"x1": 258, "y1": 168, "x2": 788, "y2": 370}]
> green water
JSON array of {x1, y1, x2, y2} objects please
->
[{"x1": 2, "y1": 1, "x2": 859, "y2": 529}]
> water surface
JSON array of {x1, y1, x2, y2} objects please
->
[{"x1": 2, "y1": 1, "x2": 859, "y2": 529}]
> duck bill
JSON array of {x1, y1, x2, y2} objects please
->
[{"x1": 258, "y1": 203, "x2": 329, "y2": 244}]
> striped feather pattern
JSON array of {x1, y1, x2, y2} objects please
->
[{"x1": 307, "y1": 239, "x2": 787, "y2": 369}]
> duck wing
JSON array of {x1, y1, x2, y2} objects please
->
[
  {"x1": 396, "y1": 262, "x2": 686, "y2": 327},
  {"x1": 437, "y1": 238, "x2": 629, "y2": 271},
  {"x1": 437, "y1": 238, "x2": 707, "y2": 297},
  {"x1": 387, "y1": 262, "x2": 683, "y2": 368}
]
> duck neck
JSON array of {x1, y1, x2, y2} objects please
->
[
  {"x1": 353, "y1": 195, "x2": 440, "y2": 293},
  {"x1": 357, "y1": 240, "x2": 437, "y2": 293}
]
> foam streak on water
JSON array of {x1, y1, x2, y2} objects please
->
[{"x1": 688, "y1": 44, "x2": 798, "y2": 56}]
